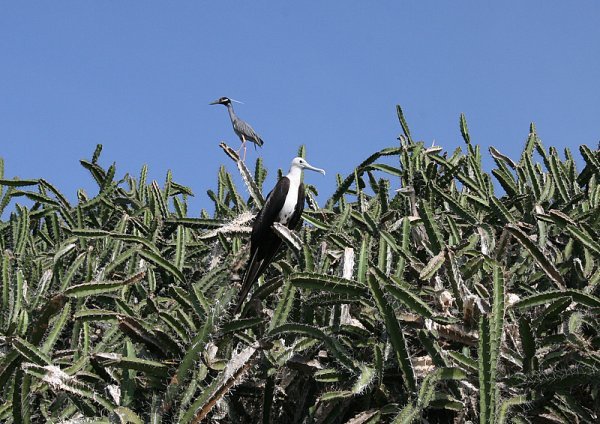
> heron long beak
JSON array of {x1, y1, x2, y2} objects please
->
[
  {"x1": 304, "y1": 161, "x2": 326, "y2": 176},
  {"x1": 209, "y1": 99, "x2": 220, "y2": 105}
]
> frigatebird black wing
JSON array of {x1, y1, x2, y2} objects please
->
[
  {"x1": 288, "y1": 182, "x2": 305, "y2": 230},
  {"x1": 233, "y1": 177, "x2": 290, "y2": 314},
  {"x1": 250, "y1": 177, "x2": 289, "y2": 247}
]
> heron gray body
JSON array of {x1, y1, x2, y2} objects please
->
[
  {"x1": 210, "y1": 97, "x2": 264, "y2": 152},
  {"x1": 233, "y1": 157, "x2": 325, "y2": 314},
  {"x1": 226, "y1": 103, "x2": 264, "y2": 147}
]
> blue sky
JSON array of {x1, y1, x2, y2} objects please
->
[{"x1": 1, "y1": 2, "x2": 599, "y2": 214}]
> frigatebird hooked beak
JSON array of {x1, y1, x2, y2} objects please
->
[
  {"x1": 233, "y1": 157, "x2": 326, "y2": 315},
  {"x1": 210, "y1": 96, "x2": 264, "y2": 161}
]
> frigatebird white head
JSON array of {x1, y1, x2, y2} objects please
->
[{"x1": 289, "y1": 157, "x2": 326, "y2": 175}]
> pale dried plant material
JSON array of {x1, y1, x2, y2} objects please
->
[
  {"x1": 412, "y1": 355, "x2": 435, "y2": 377},
  {"x1": 340, "y1": 247, "x2": 354, "y2": 325},
  {"x1": 199, "y1": 211, "x2": 254, "y2": 240},
  {"x1": 438, "y1": 289, "x2": 454, "y2": 312}
]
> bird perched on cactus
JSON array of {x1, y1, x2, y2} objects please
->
[
  {"x1": 210, "y1": 96, "x2": 264, "y2": 161},
  {"x1": 234, "y1": 157, "x2": 326, "y2": 314}
]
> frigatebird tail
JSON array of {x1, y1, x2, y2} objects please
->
[
  {"x1": 233, "y1": 237, "x2": 282, "y2": 315},
  {"x1": 232, "y1": 255, "x2": 260, "y2": 315}
]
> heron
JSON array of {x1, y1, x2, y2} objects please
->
[
  {"x1": 210, "y1": 97, "x2": 264, "y2": 160},
  {"x1": 233, "y1": 157, "x2": 326, "y2": 314}
]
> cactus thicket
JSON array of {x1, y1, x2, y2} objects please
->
[{"x1": 0, "y1": 109, "x2": 599, "y2": 423}]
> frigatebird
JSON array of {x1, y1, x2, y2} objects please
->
[
  {"x1": 233, "y1": 157, "x2": 326, "y2": 314},
  {"x1": 210, "y1": 96, "x2": 264, "y2": 160}
]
